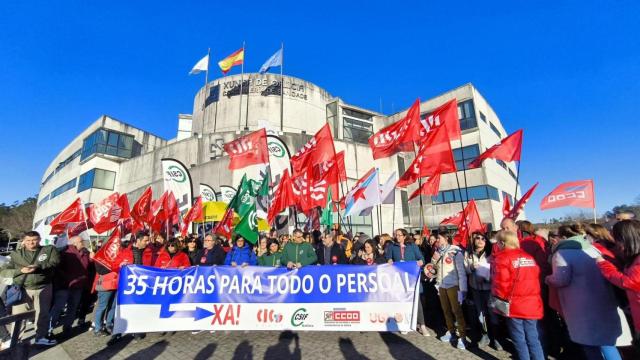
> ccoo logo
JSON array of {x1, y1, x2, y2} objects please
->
[{"x1": 268, "y1": 141, "x2": 285, "y2": 158}]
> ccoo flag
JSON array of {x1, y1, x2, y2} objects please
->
[
  {"x1": 540, "y1": 180, "x2": 594, "y2": 210},
  {"x1": 259, "y1": 48, "x2": 283, "y2": 74}
]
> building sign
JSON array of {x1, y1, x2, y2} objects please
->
[{"x1": 213, "y1": 76, "x2": 308, "y2": 102}]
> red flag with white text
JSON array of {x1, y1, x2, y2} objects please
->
[
  {"x1": 50, "y1": 198, "x2": 86, "y2": 234},
  {"x1": 418, "y1": 99, "x2": 461, "y2": 141},
  {"x1": 540, "y1": 180, "x2": 594, "y2": 210},
  {"x1": 131, "y1": 187, "x2": 152, "y2": 225},
  {"x1": 223, "y1": 128, "x2": 269, "y2": 170},
  {"x1": 89, "y1": 193, "x2": 122, "y2": 234},
  {"x1": 93, "y1": 227, "x2": 122, "y2": 272},
  {"x1": 408, "y1": 172, "x2": 441, "y2": 200},
  {"x1": 369, "y1": 99, "x2": 422, "y2": 159},
  {"x1": 291, "y1": 123, "x2": 336, "y2": 174}
]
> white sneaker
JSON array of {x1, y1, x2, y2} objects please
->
[
  {"x1": 456, "y1": 339, "x2": 466, "y2": 350},
  {"x1": 439, "y1": 331, "x2": 452, "y2": 342},
  {"x1": 0, "y1": 339, "x2": 11, "y2": 350},
  {"x1": 34, "y1": 337, "x2": 57, "y2": 346}
]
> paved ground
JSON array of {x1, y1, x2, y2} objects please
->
[{"x1": 22, "y1": 327, "x2": 512, "y2": 360}]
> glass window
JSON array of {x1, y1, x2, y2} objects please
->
[
  {"x1": 458, "y1": 100, "x2": 477, "y2": 131},
  {"x1": 343, "y1": 117, "x2": 373, "y2": 144},
  {"x1": 432, "y1": 185, "x2": 500, "y2": 204},
  {"x1": 496, "y1": 159, "x2": 508, "y2": 169},
  {"x1": 489, "y1": 122, "x2": 502, "y2": 138},
  {"x1": 342, "y1": 108, "x2": 372, "y2": 121},
  {"x1": 509, "y1": 168, "x2": 517, "y2": 179},
  {"x1": 480, "y1": 111, "x2": 487, "y2": 123},
  {"x1": 51, "y1": 178, "x2": 77, "y2": 199},
  {"x1": 453, "y1": 144, "x2": 480, "y2": 170},
  {"x1": 401, "y1": 190, "x2": 410, "y2": 224},
  {"x1": 38, "y1": 194, "x2": 50, "y2": 206},
  {"x1": 81, "y1": 128, "x2": 135, "y2": 161},
  {"x1": 78, "y1": 169, "x2": 116, "y2": 192}
]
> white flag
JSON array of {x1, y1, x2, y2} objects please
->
[
  {"x1": 189, "y1": 54, "x2": 209, "y2": 75},
  {"x1": 380, "y1": 171, "x2": 397, "y2": 204}
]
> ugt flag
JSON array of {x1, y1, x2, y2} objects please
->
[{"x1": 540, "y1": 180, "x2": 595, "y2": 210}]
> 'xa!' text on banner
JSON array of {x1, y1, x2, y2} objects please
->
[{"x1": 114, "y1": 263, "x2": 420, "y2": 333}]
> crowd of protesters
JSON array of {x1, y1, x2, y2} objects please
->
[{"x1": 1, "y1": 211, "x2": 639, "y2": 360}]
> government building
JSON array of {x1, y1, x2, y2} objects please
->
[{"x1": 33, "y1": 73, "x2": 521, "y2": 239}]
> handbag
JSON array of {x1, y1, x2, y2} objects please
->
[
  {"x1": 5, "y1": 247, "x2": 42, "y2": 307},
  {"x1": 489, "y1": 257, "x2": 521, "y2": 317}
]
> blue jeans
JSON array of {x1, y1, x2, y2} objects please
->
[
  {"x1": 94, "y1": 290, "x2": 116, "y2": 333},
  {"x1": 49, "y1": 288, "x2": 83, "y2": 332},
  {"x1": 506, "y1": 318, "x2": 545, "y2": 360},
  {"x1": 582, "y1": 345, "x2": 621, "y2": 360}
]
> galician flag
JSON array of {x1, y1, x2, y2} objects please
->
[
  {"x1": 320, "y1": 188, "x2": 334, "y2": 227},
  {"x1": 189, "y1": 54, "x2": 209, "y2": 75},
  {"x1": 234, "y1": 203, "x2": 258, "y2": 244},
  {"x1": 344, "y1": 168, "x2": 381, "y2": 217},
  {"x1": 259, "y1": 48, "x2": 283, "y2": 74}
]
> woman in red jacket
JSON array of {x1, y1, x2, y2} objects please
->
[
  {"x1": 597, "y1": 220, "x2": 640, "y2": 336},
  {"x1": 154, "y1": 240, "x2": 191, "y2": 269},
  {"x1": 492, "y1": 230, "x2": 544, "y2": 360}
]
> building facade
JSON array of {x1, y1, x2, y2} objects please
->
[{"x1": 33, "y1": 74, "x2": 520, "y2": 238}]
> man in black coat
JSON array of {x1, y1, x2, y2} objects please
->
[{"x1": 315, "y1": 233, "x2": 347, "y2": 265}]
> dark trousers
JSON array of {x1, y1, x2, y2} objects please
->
[{"x1": 438, "y1": 286, "x2": 466, "y2": 338}]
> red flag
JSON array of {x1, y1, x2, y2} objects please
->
[
  {"x1": 314, "y1": 151, "x2": 346, "y2": 184},
  {"x1": 50, "y1": 198, "x2": 86, "y2": 230},
  {"x1": 369, "y1": 99, "x2": 422, "y2": 159},
  {"x1": 267, "y1": 169, "x2": 296, "y2": 224},
  {"x1": 453, "y1": 200, "x2": 485, "y2": 249},
  {"x1": 397, "y1": 123, "x2": 456, "y2": 187},
  {"x1": 421, "y1": 225, "x2": 429, "y2": 238},
  {"x1": 118, "y1": 193, "x2": 131, "y2": 220},
  {"x1": 291, "y1": 124, "x2": 336, "y2": 174},
  {"x1": 89, "y1": 193, "x2": 122, "y2": 234},
  {"x1": 441, "y1": 211, "x2": 463, "y2": 226},
  {"x1": 540, "y1": 180, "x2": 594, "y2": 211},
  {"x1": 502, "y1": 195, "x2": 512, "y2": 217},
  {"x1": 223, "y1": 128, "x2": 269, "y2": 170},
  {"x1": 93, "y1": 228, "x2": 122, "y2": 272},
  {"x1": 131, "y1": 187, "x2": 152, "y2": 225},
  {"x1": 408, "y1": 172, "x2": 442, "y2": 200},
  {"x1": 68, "y1": 221, "x2": 90, "y2": 237},
  {"x1": 419, "y1": 99, "x2": 461, "y2": 142},
  {"x1": 508, "y1": 183, "x2": 539, "y2": 220},
  {"x1": 469, "y1": 129, "x2": 523, "y2": 168},
  {"x1": 164, "y1": 191, "x2": 180, "y2": 226},
  {"x1": 180, "y1": 197, "x2": 204, "y2": 236},
  {"x1": 213, "y1": 207, "x2": 234, "y2": 239}
]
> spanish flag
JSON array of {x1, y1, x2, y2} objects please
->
[{"x1": 218, "y1": 48, "x2": 244, "y2": 74}]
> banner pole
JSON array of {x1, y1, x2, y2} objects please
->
[
  {"x1": 202, "y1": 48, "x2": 210, "y2": 137},
  {"x1": 514, "y1": 160, "x2": 521, "y2": 203},
  {"x1": 454, "y1": 171, "x2": 471, "y2": 249},
  {"x1": 238, "y1": 41, "x2": 245, "y2": 130},
  {"x1": 280, "y1": 42, "x2": 284, "y2": 132},
  {"x1": 412, "y1": 145, "x2": 426, "y2": 232}
]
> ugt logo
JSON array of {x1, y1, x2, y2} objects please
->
[{"x1": 211, "y1": 304, "x2": 241, "y2": 326}]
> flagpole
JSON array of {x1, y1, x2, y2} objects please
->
[
  {"x1": 458, "y1": 140, "x2": 471, "y2": 207},
  {"x1": 454, "y1": 170, "x2": 471, "y2": 250},
  {"x1": 392, "y1": 189, "x2": 396, "y2": 233},
  {"x1": 202, "y1": 48, "x2": 210, "y2": 137},
  {"x1": 280, "y1": 42, "x2": 284, "y2": 132},
  {"x1": 412, "y1": 144, "x2": 426, "y2": 231},
  {"x1": 513, "y1": 160, "x2": 521, "y2": 203},
  {"x1": 238, "y1": 41, "x2": 245, "y2": 131},
  {"x1": 592, "y1": 181, "x2": 597, "y2": 223},
  {"x1": 245, "y1": 72, "x2": 251, "y2": 130}
]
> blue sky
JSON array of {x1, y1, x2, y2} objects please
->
[{"x1": 0, "y1": 1, "x2": 638, "y2": 222}]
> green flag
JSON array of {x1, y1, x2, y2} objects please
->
[
  {"x1": 228, "y1": 174, "x2": 255, "y2": 217},
  {"x1": 257, "y1": 169, "x2": 270, "y2": 197},
  {"x1": 234, "y1": 203, "x2": 258, "y2": 244},
  {"x1": 321, "y1": 187, "x2": 334, "y2": 227},
  {"x1": 256, "y1": 169, "x2": 271, "y2": 219}
]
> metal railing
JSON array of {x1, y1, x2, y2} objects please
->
[{"x1": 0, "y1": 310, "x2": 35, "y2": 358}]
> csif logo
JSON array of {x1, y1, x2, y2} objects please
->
[
  {"x1": 268, "y1": 141, "x2": 285, "y2": 158},
  {"x1": 291, "y1": 308, "x2": 310, "y2": 327},
  {"x1": 166, "y1": 165, "x2": 186, "y2": 183}
]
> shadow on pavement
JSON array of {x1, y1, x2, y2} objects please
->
[
  {"x1": 264, "y1": 331, "x2": 301, "y2": 360},
  {"x1": 379, "y1": 332, "x2": 435, "y2": 360},
  {"x1": 466, "y1": 346, "x2": 502, "y2": 360},
  {"x1": 231, "y1": 340, "x2": 253, "y2": 360},
  {"x1": 194, "y1": 343, "x2": 217, "y2": 360},
  {"x1": 338, "y1": 337, "x2": 370, "y2": 360},
  {"x1": 123, "y1": 339, "x2": 168, "y2": 360},
  {"x1": 86, "y1": 334, "x2": 133, "y2": 359}
]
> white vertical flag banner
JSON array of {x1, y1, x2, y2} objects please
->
[
  {"x1": 189, "y1": 54, "x2": 209, "y2": 75},
  {"x1": 218, "y1": 186, "x2": 237, "y2": 204},
  {"x1": 199, "y1": 184, "x2": 217, "y2": 202},
  {"x1": 161, "y1": 158, "x2": 193, "y2": 215}
]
